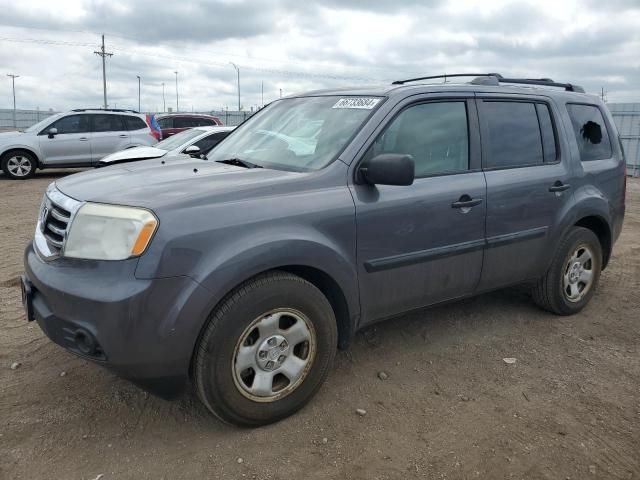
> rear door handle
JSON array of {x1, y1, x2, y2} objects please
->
[
  {"x1": 451, "y1": 196, "x2": 483, "y2": 209},
  {"x1": 549, "y1": 182, "x2": 571, "y2": 193},
  {"x1": 119, "y1": 134, "x2": 128, "y2": 138},
  {"x1": 79, "y1": 137, "x2": 89, "y2": 141}
]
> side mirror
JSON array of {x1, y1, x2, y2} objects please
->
[
  {"x1": 47, "y1": 127, "x2": 58, "y2": 138},
  {"x1": 184, "y1": 145, "x2": 201, "y2": 156},
  {"x1": 360, "y1": 153, "x2": 414, "y2": 186}
]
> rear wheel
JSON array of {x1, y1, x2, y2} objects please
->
[
  {"x1": 532, "y1": 227, "x2": 602, "y2": 315},
  {"x1": 1, "y1": 150, "x2": 37, "y2": 179},
  {"x1": 193, "y1": 271, "x2": 337, "y2": 426}
]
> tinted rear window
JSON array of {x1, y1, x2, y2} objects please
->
[
  {"x1": 482, "y1": 101, "x2": 543, "y2": 168},
  {"x1": 92, "y1": 114, "x2": 124, "y2": 132},
  {"x1": 566, "y1": 104, "x2": 612, "y2": 161},
  {"x1": 124, "y1": 116, "x2": 148, "y2": 131}
]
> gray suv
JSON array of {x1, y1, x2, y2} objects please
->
[
  {"x1": 0, "y1": 109, "x2": 159, "y2": 179},
  {"x1": 21, "y1": 74, "x2": 626, "y2": 426}
]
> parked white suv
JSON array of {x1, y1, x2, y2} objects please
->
[{"x1": 0, "y1": 109, "x2": 160, "y2": 179}]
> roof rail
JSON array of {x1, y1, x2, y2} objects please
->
[
  {"x1": 392, "y1": 72, "x2": 585, "y2": 93},
  {"x1": 71, "y1": 108, "x2": 140, "y2": 113}
]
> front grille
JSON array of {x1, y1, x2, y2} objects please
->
[{"x1": 42, "y1": 202, "x2": 71, "y2": 252}]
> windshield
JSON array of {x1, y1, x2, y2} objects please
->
[
  {"x1": 24, "y1": 113, "x2": 64, "y2": 133},
  {"x1": 155, "y1": 128, "x2": 205, "y2": 151},
  {"x1": 208, "y1": 96, "x2": 381, "y2": 171}
]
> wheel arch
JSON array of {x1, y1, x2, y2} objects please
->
[
  {"x1": 574, "y1": 215, "x2": 612, "y2": 269},
  {"x1": 1, "y1": 147, "x2": 40, "y2": 168}
]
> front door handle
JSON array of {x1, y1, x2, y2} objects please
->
[
  {"x1": 549, "y1": 181, "x2": 571, "y2": 193},
  {"x1": 451, "y1": 196, "x2": 483, "y2": 209},
  {"x1": 119, "y1": 134, "x2": 128, "y2": 138},
  {"x1": 79, "y1": 137, "x2": 89, "y2": 141}
]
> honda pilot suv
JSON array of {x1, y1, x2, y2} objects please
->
[
  {"x1": 1, "y1": 109, "x2": 160, "y2": 179},
  {"x1": 21, "y1": 74, "x2": 626, "y2": 426}
]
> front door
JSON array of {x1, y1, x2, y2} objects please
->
[
  {"x1": 350, "y1": 98, "x2": 487, "y2": 324},
  {"x1": 476, "y1": 96, "x2": 575, "y2": 291},
  {"x1": 38, "y1": 114, "x2": 92, "y2": 165}
]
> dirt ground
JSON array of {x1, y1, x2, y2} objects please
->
[{"x1": 1, "y1": 170, "x2": 639, "y2": 480}]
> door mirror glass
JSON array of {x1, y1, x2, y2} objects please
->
[
  {"x1": 361, "y1": 153, "x2": 414, "y2": 186},
  {"x1": 184, "y1": 145, "x2": 201, "y2": 156},
  {"x1": 48, "y1": 127, "x2": 58, "y2": 138}
]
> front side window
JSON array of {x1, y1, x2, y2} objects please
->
[
  {"x1": 194, "y1": 132, "x2": 229, "y2": 154},
  {"x1": 92, "y1": 114, "x2": 124, "y2": 132},
  {"x1": 208, "y1": 96, "x2": 380, "y2": 171},
  {"x1": 566, "y1": 104, "x2": 612, "y2": 161},
  {"x1": 482, "y1": 101, "x2": 543, "y2": 168},
  {"x1": 157, "y1": 117, "x2": 172, "y2": 129},
  {"x1": 47, "y1": 114, "x2": 90, "y2": 134},
  {"x1": 366, "y1": 101, "x2": 469, "y2": 177}
]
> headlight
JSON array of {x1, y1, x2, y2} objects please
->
[{"x1": 64, "y1": 203, "x2": 158, "y2": 260}]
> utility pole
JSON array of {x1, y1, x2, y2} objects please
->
[
  {"x1": 600, "y1": 87, "x2": 607, "y2": 103},
  {"x1": 174, "y1": 71, "x2": 179, "y2": 112},
  {"x1": 230, "y1": 62, "x2": 240, "y2": 111},
  {"x1": 161, "y1": 82, "x2": 166, "y2": 112},
  {"x1": 94, "y1": 34, "x2": 113, "y2": 109},
  {"x1": 261, "y1": 81, "x2": 264, "y2": 108},
  {"x1": 136, "y1": 75, "x2": 141, "y2": 111},
  {"x1": 279, "y1": 88, "x2": 282, "y2": 98},
  {"x1": 7, "y1": 74, "x2": 19, "y2": 128}
]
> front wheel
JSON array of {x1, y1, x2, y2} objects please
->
[
  {"x1": 193, "y1": 271, "x2": 337, "y2": 426},
  {"x1": 532, "y1": 227, "x2": 602, "y2": 315},
  {"x1": 1, "y1": 150, "x2": 37, "y2": 179}
]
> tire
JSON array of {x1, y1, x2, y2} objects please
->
[
  {"x1": 532, "y1": 227, "x2": 602, "y2": 315},
  {"x1": 193, "y1": 271, "x2": 337, "y2": 427},
  {"x1": 1, "y1": 150, "x2": 37, "y2": 180}
]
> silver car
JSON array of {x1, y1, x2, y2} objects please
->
[
  {"x1": 98, "y1": 126, "x2": 235, "y2": 167},
  {"x1": 0, "y1": 109, "x2": 159, "y2": 179}
]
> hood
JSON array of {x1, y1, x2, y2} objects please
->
[
  {"x1": 55, "y1": 156, "x2": 303, "y2": 210},
  {"x1": 99, "y1": 146, "x2": 167, "y2": 164},
  {"x1": 0, "y1": 130, "x2": 23, "y2": 140}
]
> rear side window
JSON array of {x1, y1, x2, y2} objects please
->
[
  {"x1": 157, "y1": 117, "x2": 172, "y2": 129},
  {"x1": 566, "y1": 104, "x2": 612, "y2": 161},
  {"x1": 92, "y1": 114, "x2": 124, "y2": 132},
  {"x1": 175, "y1": 117, "x2": 198, "y2": 128},
  {"x1": 124, "y1": 116, "x2": 148, "y2": 131},
  {"x1": 367, "y1": 101, "x2": 469, "y2": 177},
  {"x1": 482, "y1": 101, "x2": 543, "y2": 168},
  {"x1": 197, "y1": 118, "x2": 216, "y2": 126}
]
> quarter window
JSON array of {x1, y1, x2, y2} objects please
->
[
  {"x1": 92, "y1": 114, "x2": 124, "y2": 132},
  {"x1": 367, "y1": 102, "x2": 469, "y2": 177},
  {"x1": 482, "y1": 101, "x2": 543, "y2": 168},
  {"x1": 47, "y1": 114, "x2": 90, "y2": 134},
  {"x1": 566, "y1": 104, "x2": 612, "y2": 161}
]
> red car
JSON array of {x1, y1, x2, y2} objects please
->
[{"x1": 156, "y1": 114, "x2": 222, "y2": 138}]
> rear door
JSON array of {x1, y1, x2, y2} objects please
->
[
  {"x1": 476, "y1": 96, "x2": 575, "y2": 290},
  {"x1": 89, "y1": 114, "x2": 129, "y2": 163},
  {"x1": 38, "y1": 114, "x2": 92, "y2": 165},
  {"x1": 350, "y1": 95, "x2": 487, "y2": 323}
]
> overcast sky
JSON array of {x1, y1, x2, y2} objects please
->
[{"x1": 1, "y1": 0, "x2": 639, "y2": 112}]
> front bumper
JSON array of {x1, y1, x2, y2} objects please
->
[{"x1": 23, "y1": 242, "x2": 213, "y2": 398}]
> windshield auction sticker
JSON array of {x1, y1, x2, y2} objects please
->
[{"x1": 332, "y1": 97, "x2": 381, "y2": 109}]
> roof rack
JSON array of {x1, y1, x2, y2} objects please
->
[
  {"x1": 71, "y1": 108, "x2": 140, "y2": 113},
  {"x1": 391, "y1": 73, "x2": 585, "y2": 93}
]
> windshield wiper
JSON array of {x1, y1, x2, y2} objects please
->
[{"x1": 215, "y1": 158, "x2": 263, "y2": 169}]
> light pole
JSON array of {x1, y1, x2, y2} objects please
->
[
  {"x1": 7, "y1": 74, "x2": 19, "y2": 128},
  {"x1": 136, "y1": 75, "x2": 141, "y2": 111},
  {"x1": 174, "y1": 71, "x2": 179, "y2": 112},
  {"x1": 161, "y1": 82, "x2": 166, "y2": 112},
  {"x1": 230, "y1": 62, "x2": 240, "y2": 111}
]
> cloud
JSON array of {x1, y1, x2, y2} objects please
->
[{"x1": 0, "y1": 0, "x2": 639, "y2": 112}]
